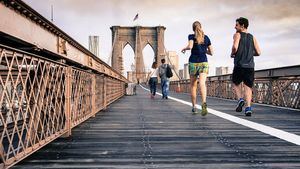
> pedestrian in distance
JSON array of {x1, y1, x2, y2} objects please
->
[
  {"x1": 230, "y1": 17, "x2": 261, "y2": 116},
  {"x1": 147, "y1": 62, "x2": 159, "y2": 99},
  {"x1": 181, "y1": 21, "x2": 213, "y2": 116},
  {"x1": 158, "y1": 58, "x2": 170, "y2": 99}
]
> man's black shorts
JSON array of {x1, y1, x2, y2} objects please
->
[{"x1": 232, "y1": 67, "x2": 255, "y2": 88}]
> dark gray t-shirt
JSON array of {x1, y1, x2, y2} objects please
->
[
  {"x1": 159, "y1": 64, "x2": 168, "y2": 80},
  {"x1": 234, "y1": 32, "x2": 255, "y2": 68}
]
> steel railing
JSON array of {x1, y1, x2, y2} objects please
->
[
  {"x1": 170, "y1": 66, "x2": 300, "y2": 109},
  {"x1": 0, "y1": 45, "x2": 126, "y2": 168}
]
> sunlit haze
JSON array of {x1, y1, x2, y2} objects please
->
[{"x1": 24, "y1": 0, "x2": 300, "y2": 76}]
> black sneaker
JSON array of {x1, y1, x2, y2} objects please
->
[
  {"x1": 235, "y1": 98, "x2": 245, "y2": 112},
  {"x1": 165, "y1": 96, "x2": 168, "y2": 99},
  {"x1": 245, "y1": 107, "x2": 252, "y2": 116},
  {"x1": 192, "y1": 107, "x2": 198, "y2": 114}
]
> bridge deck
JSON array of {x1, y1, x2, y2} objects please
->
[{"x1": 13, "y1": 86, "x2": 300, "y2": 169}]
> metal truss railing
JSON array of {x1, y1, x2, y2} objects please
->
[
  {"x1": 0, "y1": 45, "x2": 126, "y2": 168},
  {"x1": 170, "y1": 67, "x2": 300, "y2": 109}
]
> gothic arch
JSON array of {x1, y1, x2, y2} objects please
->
[
  {"x1": 142, "y1": 41, "x2": 155, "y2": 53},
  {"x1": 110, "y1": 26, "x2": 166, "y2": 82},
  {"x1": 123, "y1": 41, "x2": 134, "y2": 51}
]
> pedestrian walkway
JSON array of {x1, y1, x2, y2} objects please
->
[{"x1": 13, "y1": 86, "x2": 300, "y2": 169}]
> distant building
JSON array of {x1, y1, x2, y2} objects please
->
[
  {"x1": 88, "y1": 36, "x2": 99, "y2": 57},
  {"x1": 216, "y1": 66, "x2": 229, "y2": 76},
  {"x1": 179, "y1": 69, "x2": 184, "y2": 80},
  {"x1": 166, "y1": 51, "x2": 179, "y2": 81},
  {"x1": 183, "y1": 63, "x2": 189, "y2": 79},
  {"x1": 127, "y1": 71, "x2": 135, "y2": 82}
]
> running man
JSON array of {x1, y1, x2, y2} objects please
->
[{"x1": 230, "y1": 17, "x2": 261, "y2": 116}]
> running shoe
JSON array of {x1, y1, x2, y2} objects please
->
[
  {"x1": 245, "y1": 107, "x2": 252, "y2": 116},
  {"x1": 192, "y1": 107, "x2": 198, "y2": 114},
  {"x1": 236, "y1": 98, "x2": 245, "y2": 112},
  {"x1": 201, "y1": 103, "x2": 208, "y2": 116}
]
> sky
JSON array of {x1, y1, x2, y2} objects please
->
[{"x1": 23, "y1": 0, "x2": 300, "y2": 76}]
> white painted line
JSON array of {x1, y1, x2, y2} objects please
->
[
  {"x1": 159, "y1": 89, "x2": 300, "y2": 112},
  {"x1": 140, "y1": 85, "x2": 300, "y2": 146},
  {"x1": 207, "y1": 96, "x2": 300, "y2": 112}
]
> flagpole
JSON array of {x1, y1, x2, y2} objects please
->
[{"x1": 133, "y1": 13, "x2": 139, "y2": 26}]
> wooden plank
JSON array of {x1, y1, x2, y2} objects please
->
[{"x1": 13, "y1": 86, "x2": 300, "y2": 168}]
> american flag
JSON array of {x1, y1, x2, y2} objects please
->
[{"x1": 133, "y1": 13, "x2": 138, "y2": 21}]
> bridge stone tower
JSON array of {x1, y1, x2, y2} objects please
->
[{"x1": 110, "y1": 26, "x2": 166, "y2": 82}]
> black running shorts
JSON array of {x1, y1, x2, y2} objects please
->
[{"x1": 232, "y1": 67, "x2": 255, "y2": 88}]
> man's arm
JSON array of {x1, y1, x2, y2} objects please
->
[
  {"x1": 158, "y1": 66, "x2": 163, "y2": 77},
  {"x1": 230, "y1": 33, "x2": 240, "y2": 58},
  {"x1": 253, "y1": 36, "x2": 261, "y2": 56}
]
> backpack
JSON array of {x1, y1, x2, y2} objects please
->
[{"x1": 166, "y1": 64, "x2": 173, "y2": 78}]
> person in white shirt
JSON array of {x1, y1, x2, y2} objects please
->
[{"x1": 147, "y1": 62, "x2": 158, "y2": 99}]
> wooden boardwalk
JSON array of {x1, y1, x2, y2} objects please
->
[{"x1": 13, "y1": 86, "x2": 300, "y2": 169}]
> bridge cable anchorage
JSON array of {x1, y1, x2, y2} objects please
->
[{"x1": 163, "y1": 100, "x2": 266, "y2": 169}]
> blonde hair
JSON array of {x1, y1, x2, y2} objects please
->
[{"x1": 192, "y1": 21, "x2": 205, "y2": 44}]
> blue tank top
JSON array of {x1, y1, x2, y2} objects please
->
[{"x1": 188, "y1": 34, "x2": 211, "y2": 63}]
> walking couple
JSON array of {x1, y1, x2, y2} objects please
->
[{"x1": 147, "y1": 58, "x2": 171, "y2": 100}]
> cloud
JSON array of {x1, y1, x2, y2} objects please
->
[{"x1": 23, "y1": 0, "x2": 300, "y2": 75}]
